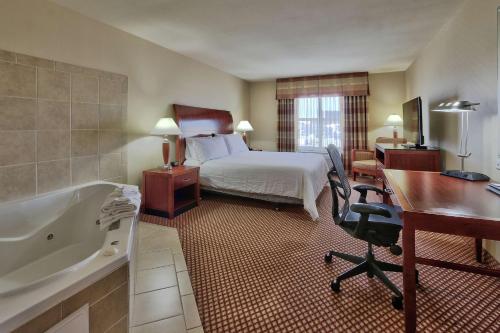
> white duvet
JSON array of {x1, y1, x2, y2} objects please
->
[{"x1": 193, "y1": 151, "x2": 329, "y2": 220}]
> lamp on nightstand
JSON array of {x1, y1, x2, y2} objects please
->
[
  {"x1": 384, "y1": 114, "x2": 403, "y2": 145},
  {"x1": 236, "y1": 120, "x2": 254, "y2": 143},
  {"x1": 151, "y1": 118, "x2": 182, "y2": 169}
]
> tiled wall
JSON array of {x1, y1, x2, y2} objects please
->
[
  {"x1": 0, "y1": 48, "x2": 128, "y2": 202},
  {"x1": 12, "y1": 264, "x2": 129, "y2": 333}
]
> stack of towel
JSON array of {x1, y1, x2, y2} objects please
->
[{"x1": 98, "y1": 187, "x2": 139, "y2": 230}]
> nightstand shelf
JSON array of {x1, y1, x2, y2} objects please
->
[{"x1": 142, "y1": 166, "x2": 200, "y2": 219}]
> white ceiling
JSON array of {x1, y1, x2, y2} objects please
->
[{"x1": 52, "y1": 0, "x2": 464, "y2": 81}]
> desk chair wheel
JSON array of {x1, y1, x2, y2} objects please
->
[
  {"x1": 324, "y1": 253, "x2": 333, "y2": 263},
  {"x1": 391, "y1": 296, "x2": 403, "y2": 310},
  {"x1": 330, "y1": 279, "x2": 341, "y2": 293},
  {"x1": 390, "y1": 244, "x2": 402, "y2": 256}
]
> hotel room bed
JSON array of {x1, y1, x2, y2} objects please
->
[
  {"x1": 185, "y1": 151, "x2": 329, "y2": 219},
  {"x1": 174, "y1": 104, "x2": 329, "y2": 220}
]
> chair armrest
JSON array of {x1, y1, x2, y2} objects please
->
[
  {"x1": 351, "y1": 203, "x2": 392, "y2": 218},
  {"x1": 352, "y1": 184, "x2": 384, "y2": 203}
]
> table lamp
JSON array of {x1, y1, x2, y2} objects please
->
[
  {"x1": 236, "y1": 120, "x2": 254, "y2": 143},
  {"x1": 151, "y1": 118, "x2": 182, "y2": 169},
  {"x1": 384, "y1": 114, "x2": 403, "y2": 145},
  {"x1": 432, "y1": 101, "x2": 489, "y2": 181}
]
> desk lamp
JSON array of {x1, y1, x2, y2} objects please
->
[{"x1": 432, "y1": 101, "x2": 489, "y2": 181}]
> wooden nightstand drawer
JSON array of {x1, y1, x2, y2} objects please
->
[{"x1": 174, "y1": 172, "x2": 197, "y2": 190}]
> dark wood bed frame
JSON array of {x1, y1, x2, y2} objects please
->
[{"x1": 173, "y1": 104, "x2": 234, "y2": 164}]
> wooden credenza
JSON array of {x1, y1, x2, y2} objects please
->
[
  {"x1": 375, "y1": 143, "x2": 441, "y2": 204},
  {"x1": 375, "y1": 143, "x2": 441, "y2": 172}
]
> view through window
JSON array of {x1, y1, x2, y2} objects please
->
[{"x1": 295, "y1": 96, "x2": 342, "y2": 152}]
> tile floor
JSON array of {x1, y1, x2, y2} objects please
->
[{"x1": 130, "y1": 222, "x2": 203, "y2": 333}]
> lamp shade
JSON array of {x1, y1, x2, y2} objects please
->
[
  {"x1": 151, "y1": 118, "x2": 182, "y2": 136},
  {"x1": 432, "y1": 101, "x2": 479, "y2": 113},
  {"x1": 384, "y1": 114, "x2": 403, "y2": 126},
  {"x1": 236, "y1": 120, "x2": 254, "y2": 132}
]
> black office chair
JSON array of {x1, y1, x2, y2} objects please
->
[{"x1": 324, "y1": 144, "x2": 417, "y2": 310}]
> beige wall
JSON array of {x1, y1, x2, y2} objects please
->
[
  {"x1": 249, "y1": 81, "x2": 278, "y2": 151},
  {"x1": 0, "y1": 0, "x2": 249, "y2": 186},
  {"x1": 405, "y1": 0, "x2": 500, "y2": 259},
  {"x1": 249, "y1": 73, "x2": 407, "y2": 151},
  {"x1": 367, "y1": 72, "x2": 407, "y2": 147}
]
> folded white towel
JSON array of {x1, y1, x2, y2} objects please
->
[
  {"x1": 99, "y1": 211, "x2": 136, "y2": 230},
  {"x1": 101, "y1": 204, "x2": 136, "y2": 215},
  {"x1": 98, "y1": 187, "x2": 139, "y2": 230},
  {"x1": 101, "y1": 197, "x2": 133, "y2": 208}
]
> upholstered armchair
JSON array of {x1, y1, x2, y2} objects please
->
[{"x1": 351, "y1": 137, "x2": 407, "y2": 181}]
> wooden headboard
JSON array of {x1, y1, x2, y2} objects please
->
[{"x1": 173, "y1": 104, "x2": 234, "y2": 163}]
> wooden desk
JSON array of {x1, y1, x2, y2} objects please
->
[{"x1": 384, "y1": 170, "x2": 500, "y2": 333}]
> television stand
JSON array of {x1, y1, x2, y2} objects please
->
[
  {"x1": 401, "y1": 144, "x2": 428, "y2": 150},
  {"x1": 376, "y1": 142, "x2": 441, "y2": 178},
  {"x1": 377, "y1": 143, "x2": 441, "y2": 205}
]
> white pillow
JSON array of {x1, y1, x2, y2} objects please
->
[
  {"x1": 189, "y1": 136, "x2": 229, "y2": 163},
  {"x1": 223, "y1": 134, "x2": 249, "y2": 154},
  {"x1": 183, "y1": 158, "x2": 202, "y2": 167}
]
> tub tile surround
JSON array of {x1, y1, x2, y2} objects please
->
[
  {"x1": 0, "y1": 48, "x2": 128, "y2": 202},
  {"x1": 11, "y1": 264, "x2": 129, "y2": 333},
  {"x1": 132, "y1": 222, "x2": 204, "y2": 333}
]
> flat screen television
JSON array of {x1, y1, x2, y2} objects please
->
[{"x1": 402, "y1": 97, "x2": 424, "y2": 146}]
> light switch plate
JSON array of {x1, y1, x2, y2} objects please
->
[{"x1": 497, "y1": 155, "x2": 500, "y2": 170}]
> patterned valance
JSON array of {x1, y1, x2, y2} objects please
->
[{"x1": 276, "y1": 72, "x2": 369, "y2": 100}]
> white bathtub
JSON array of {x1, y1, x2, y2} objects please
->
[{"x1": 0, "y1": 182, "x2": 140, "y2": 332}]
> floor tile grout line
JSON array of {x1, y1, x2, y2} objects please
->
[
  {"x1": 130, "y1": 313, "x2": 186, "y2": 329},
  {"x1": 131, "y1": 223, "x2": 203, "y2": 332}
]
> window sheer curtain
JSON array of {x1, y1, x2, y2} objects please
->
[{"x1": 295, "y1": 96, "x2": 342, "y2": 152}]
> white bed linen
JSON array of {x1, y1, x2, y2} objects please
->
[{"x1": 194, "y1": 151, "x2": 329, "y2": 220}]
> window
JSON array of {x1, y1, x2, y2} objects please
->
[{"x1": 295, "y1": 96, "x2": 342, "y2": 152}]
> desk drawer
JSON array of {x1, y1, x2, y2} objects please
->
[{"x1": 174, "y1": 172, "x2": 197, "y2": 189}]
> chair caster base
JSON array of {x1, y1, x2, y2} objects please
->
[
  {"x1": 324, "y1": 253, "x2": 333, "y2": 263},
  {"x1": 390, "y1": 244, "x2": 402, "y2": 256},
  {"x1": 391, "y1": 296, "x2": 403, "y2": 310},
  {"x1": 331, "y1": 280, "x2": 340, "y2": 293}
]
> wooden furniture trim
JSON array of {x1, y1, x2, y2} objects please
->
[
  {"x1": 384, "y1": 169, "x2": 500, "y2": 333},
  {"x1": 173, "y1": 104, "x2": 233, "y2": 164}
]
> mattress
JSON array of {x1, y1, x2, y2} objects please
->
[{"x1": 194, "y1": 151, "x2": 329, "y2": 220}]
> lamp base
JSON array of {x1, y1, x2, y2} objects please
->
[
  {"x1": 162, "y1": 137, "x2": 171, "y2": 169},
  {"x1": 441, "y1": 170, "x2": 490, "y2": 182}
]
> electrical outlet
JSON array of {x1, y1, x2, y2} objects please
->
[{"x1": 497, "y1": 155, "x2": 500, "y2": 170}]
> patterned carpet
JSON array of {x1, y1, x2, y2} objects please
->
[{"x1": 141, "y1": 182, "x2": 500, "y2": 333}]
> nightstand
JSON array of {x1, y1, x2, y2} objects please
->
[{"x1": 142, "y1": 166, "x2": 200, "y2": 218}]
